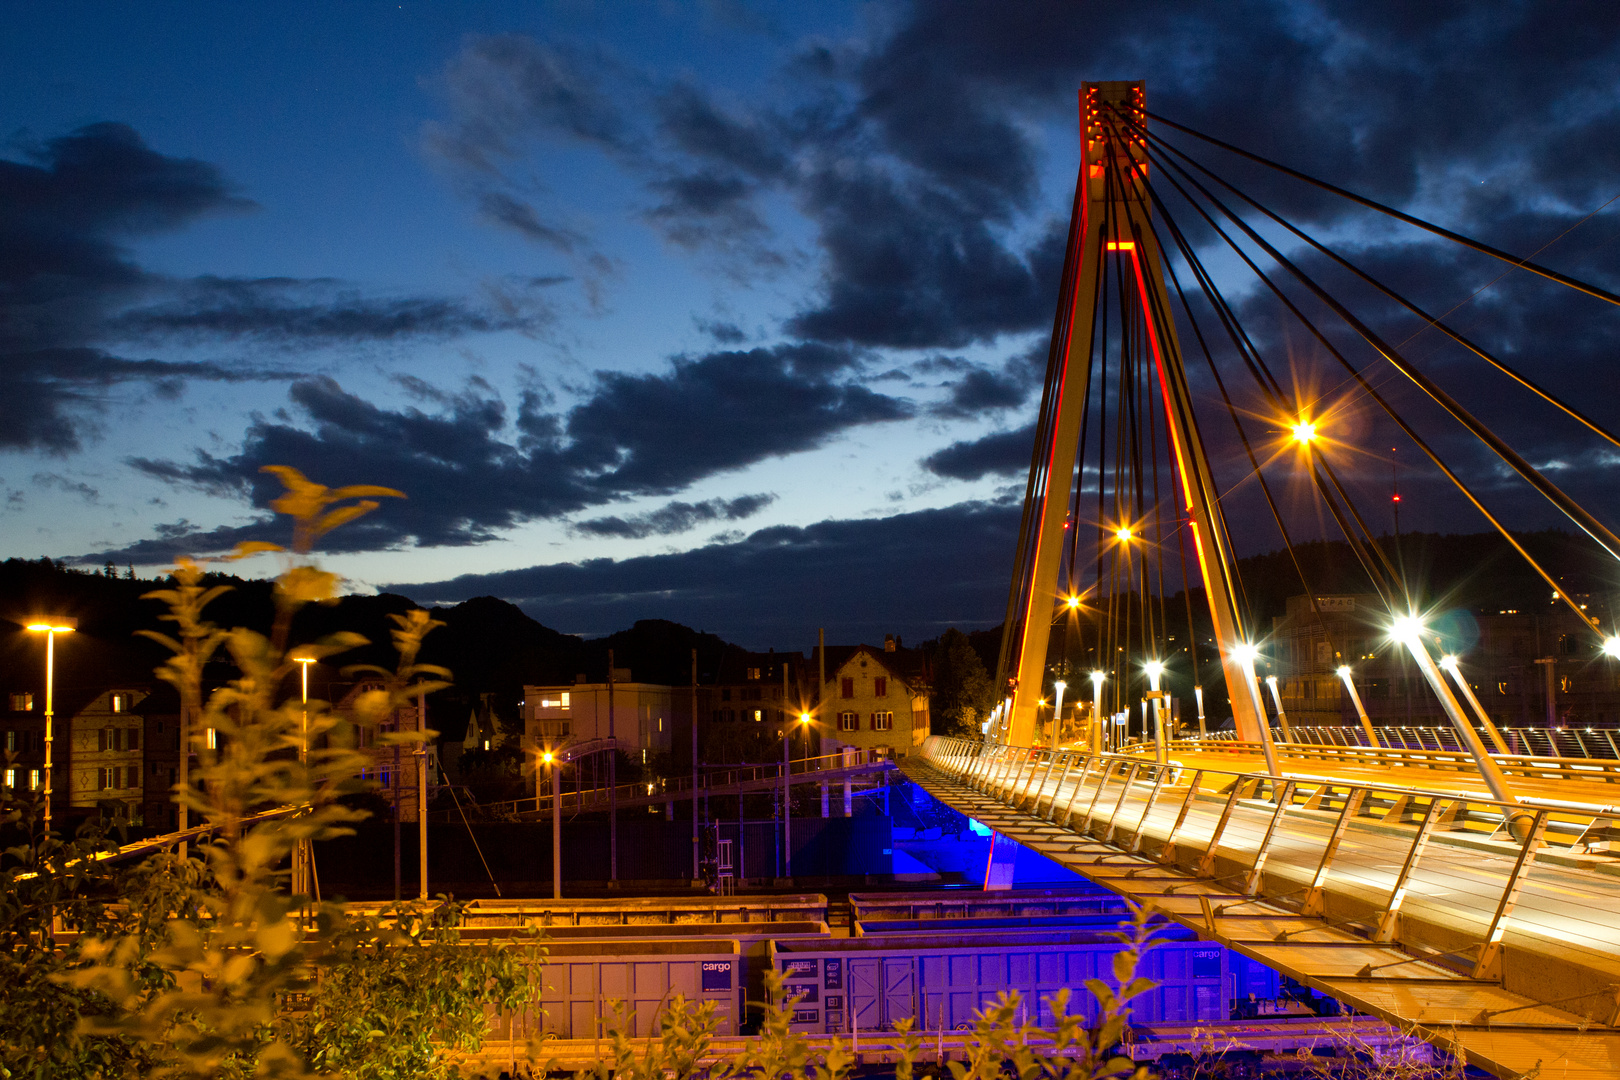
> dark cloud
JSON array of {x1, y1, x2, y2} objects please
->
[
  {"x1": 110, "y1": 275, "x2": 547, "y2": 343},
  {"x1": 1, "y1": 122, "x2": 556, "y2": 453},
  {"x1": 695, "y1": 317, "x2": 747, "y2": 344},
  {"x1": 574, "y1": 492, "x2": 777, "y2": 539},
  {"x1": 123, "y1": 344, "x2": 909, "y2": 553},
  {"x1": 390, "y1": 500, "x2": 1019, "y2": 645},
  {"x1": 922, "y1": 423, "x2": 1035, "y2": 481}
]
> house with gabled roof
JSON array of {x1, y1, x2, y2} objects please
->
[{"x1": 812, "y1": 634, "x2": 930, "y2": 760}]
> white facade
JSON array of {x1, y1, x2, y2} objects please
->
[{"x1": 524, "y1": 681, "x2": 675, "y2": 760}]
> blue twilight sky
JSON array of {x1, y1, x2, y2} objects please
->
[{"x1": 2, "y1": 1, "x2": 1619, "y2": 646}]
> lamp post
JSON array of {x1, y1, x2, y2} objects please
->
[
  {"x1": 1440, "y1": 655, "x2": 1510, "y2": 755},
  {"x1": 1231, "y1": 643, "x2": 1279, "y2": 775},
  {"x1": 542, "y1": 749, "x2": 561, "y2": 899},
  {"x1": 292, "y1": 656, "x2": 315, "y2": 899},
  {"x1": 1089, "y1": 672, "x2": 1106, "y2": 753},
  {"x1": 1264, "y1": 675, "x2": 1293, "y2": 742},
  {"x1": 26, "y1": 618, "x2": 76, "y2": 833},
  {"x1": 1390, "y1": 615, "x2": 1515, "y2": 805},
  {"x1": 1193, "y1": 685, "x2": 1206, "y2": 737},
  {"x1": 1051, "y1": 680, "x2": 1067, "y2": 747},
  {"x1": 1144, "y1": 661, "x2": 1167, "y2": 763},
  {"x1": 1336, "y1": 665, "x2": 1379, "y2": 746}
]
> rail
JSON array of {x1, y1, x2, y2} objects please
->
[
  {"x1": 1136, "y1": 737, "x2": 1620, "y2": 793},
  {"x1": 1190, "y1": 724, "x2": 1620, "y2": 759},
  {"x1": 905, "y1": 735, "x2": 1620, "y2": 1078},
  {"x1": 460, "y1": 750, "x2": 896, "y2": 820}
]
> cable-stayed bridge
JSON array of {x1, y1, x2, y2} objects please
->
[{"x1": 922, "y1": 78, "x2": 1620, "y2": 1076}]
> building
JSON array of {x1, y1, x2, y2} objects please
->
[
  {"x1": 524, "y1": 670, "x2": 678, "y2": 765},
  {"x1": 1272, "y1": 592, "x2": 1620, "y2": 730},
  {"x1": 813, "y1": 635, "x2": 931, "y2": 760},
  {"x1": 334, "y1": 679, "x2": 441, "y2": 822}
]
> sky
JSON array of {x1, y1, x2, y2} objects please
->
[{"x1": 2, "y1": 1, "x2": 1619, "y2": 648}]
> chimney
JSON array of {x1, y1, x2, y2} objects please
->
[{"x1": 884, "y1": 634, "x2": 896, "y2": 653}]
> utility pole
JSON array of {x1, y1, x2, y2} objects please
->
[
  {"x1": 551, "y1": 752, "x2": 562, "y2": 899},
  {"x1": 1536, "y1": 657, "x2": 1558, "y2": 728},
  {"x1": 691, "y1": 648, "x2": 700, "y2": 884},
  {"x1": 607, "y1": 649, "x2": 617, "y2": 886},
  {"x1": 417, "y1": 687, "x2": 428, "y2": 900},
  {"x1": 782, "y1": 661, "x2": 792, "y2": 881}
]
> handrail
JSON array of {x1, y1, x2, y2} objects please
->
[{"x1": 914, "y1": 734, "x2": 1620, "y2": 989}]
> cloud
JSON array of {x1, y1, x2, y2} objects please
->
[
  {"x1": 573, "y1": 492, "x2": 777, "y2": 539},
  {"x1": 922, "y1": 423, "x2": 1035, "y2": 481},
  {"x1": 1, "y1": 122, "x2": 560, "y2": 453},
  {"x1": 109, "y1": 275, "x2": 550, "y2": 343},
  {"x1": 390, "y1": 499, "x2": 1020, "y2": 645},
  {"x1": 122, "y1": 343, "x2": 909, "y2": 553}
]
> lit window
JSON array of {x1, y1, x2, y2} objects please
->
[
  {"x1": 838, "y1": 711, "x2": 858, "y2": 732},
  {"x1": 871, "y1": 712, "x2": 894, "y2": 732},
  {"x1": 752, "y1": 710, "x2": 763, "y2": 722},
  {"x1": 10, "y1": 692, "x2": 33, "y2": 712},
  {"x1": 205, "y1": 728, "x2": 218, "y2": 749},
  {"x1": 3, "y1": 768, "x2": 13, "y2": 788},
  {"x1": 111, "y1": 693, "x2": 125, "y2": 713}
]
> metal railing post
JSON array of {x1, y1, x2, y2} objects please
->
[{"x1": 1472, "y1": 809, "x2": 1549, "y2": 980}]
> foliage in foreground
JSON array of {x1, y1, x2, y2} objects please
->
[{"x1": 1, "y1": 467, "x2": 537, "y2": 1079}]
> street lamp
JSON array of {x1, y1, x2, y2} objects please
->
[
  {"x1": 1263, "y1": 674, "x2": 1293, "y2": 742},
  {"x1": 1051, "y1": 681, "x2": 1067, "y2": 747},
  {"x1": 291, "y1": 655, "x2": 316, "y2": 898},
  {"x1": 1388, "y1": 614, "x2": 1516, "y2": 805},
  {"x1": 1335, "y1": 665, "x2": 1379, "y2": 746},
  {"x1": 541, "y1": 748, "x2": 561, "y2": 899},
  {"x1": 1439, "y1": 655, "x2": 1510, "y2": 755},
  {"x1": 1089, "y1": 671, "x2": 1106, "y2": 753},
  {"x1": 1291, "y1": 420, "x2": 1318, "y2": 444},
  {"x1": 26, "y1": 617, "x2": 76, "y2": 832},
  {"x1": 1228, "y1": 642, "x2": 1278, "y2": 775},
  {"x1": 1603, "y1": 636, "x2": 1620, "y2": 660},
  {"x1": 1144, "y1": 660, "x2": 1167, "y2": 763},
  {"x1": 1114, "y1": 526, "x2": 1134, "y2": 543}
]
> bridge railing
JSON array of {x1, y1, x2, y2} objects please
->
[
  {"x1": 914, "y1": 734, "x2": 1620, "y2": 983},
  {"x1": 1135, "y1": 736, "x2": 1620, "y2": 789},
  {"x1": 458, "y1": 750, "x2": 893, "y2": 819}
]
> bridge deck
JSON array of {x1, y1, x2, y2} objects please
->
[{"x1": 906, "y1": 737, "x2": 1620, "y2": 1079}]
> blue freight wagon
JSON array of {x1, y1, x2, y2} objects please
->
[{"x1": 770, "y1": 929, "x2": 1279, "y2": 1035}]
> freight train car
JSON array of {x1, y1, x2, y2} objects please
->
[
  {"x1": 770, "y1": 928, "x2": 1280, "y2": 1035},
  {"x1": 531, "y1": 939, "x2": 744, "y2": 1037}
]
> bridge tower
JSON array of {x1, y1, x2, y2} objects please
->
[{"x1": 996, "y1": 82, "x2": 1269, "y2": 751}]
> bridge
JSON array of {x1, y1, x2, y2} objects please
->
[
  {"x1": 903, "y1": 77, "x2": 1620, "y2": 1077},
  {"x1": 904, "y1": 737, "x2": 1620, "y2": 1077}
]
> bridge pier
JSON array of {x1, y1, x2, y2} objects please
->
[{"x1": 983, "y1": 832, "x2": 1017, "y2": 891}]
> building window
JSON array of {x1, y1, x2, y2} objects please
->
[
  {"x1": 874, "y1": 677, "x2": 888, "y2": 698},
  {"x1": 205, "y1": 728, "x2": 218, "y2": 749},
  {"x1": 721, "y1": 688, "x2": 732, "y2": 702},
  {"x1": 4, "y1": 731, "x2": 14, "y2": 752},
  {"x1": 10, "y1": 692, "x2": 33, "y2": 712},
  {"x1": 111, "y1": 693, "x2": 126, "y2": 713},
  {"x1": 838, "y1": 711, "x2": 858, "y2": 731},
  {"x1": 871, "y1": 712, "x2": 894, "y2": 731},
  {"x1": 752, "y1": 709, "x2": 763, "y2": 722},
  {"x1": 747, "y1": 667, "x2": 761, "y2": 680},
  {"x1": 128, "y1": 728, "x2": 139, "y2": 751},
  {"x1": 841, "y1": 678, "x2": 855, "y2": 699}
]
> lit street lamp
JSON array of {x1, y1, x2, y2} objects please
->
[
  {"x1": 1144, "y1": 660, "x2": 1167, "y2": 763},
  {"x1": 1051, "y1": 680, "x2": 1067, "y2": 746},
  {"x1": 1230, "y1": 642, "x2": 1278, "y2": 775},
  {"x1": 292, "y1": 655, "x2": 316, "y2": 899},
  {"x1": 1335, "y1": 665, "x2": 1379, "y2": 746},
  {"x1": 1089, "y1": 671, "x2": 1106, "y2": 753},
  {"x1": 542, "y1": 748, "x2": 561, "y2": 899},
  {"x1": 1439, "y1": 655, "x2": 1511, "y2": 755},
  {"x1": 1264, "y1": 674, "x2": 1293, "y2": 742},
  {"x1": 26, "y1": 617, "x2": 76, "y2": 833},
  {"x1": 1389, "y1": 615, "x2": 1516, "y2": 805}
]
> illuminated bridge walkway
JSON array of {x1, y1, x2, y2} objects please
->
[{"x1": 904, "y1": 735, "x2": 1620, "y2": 1078}]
